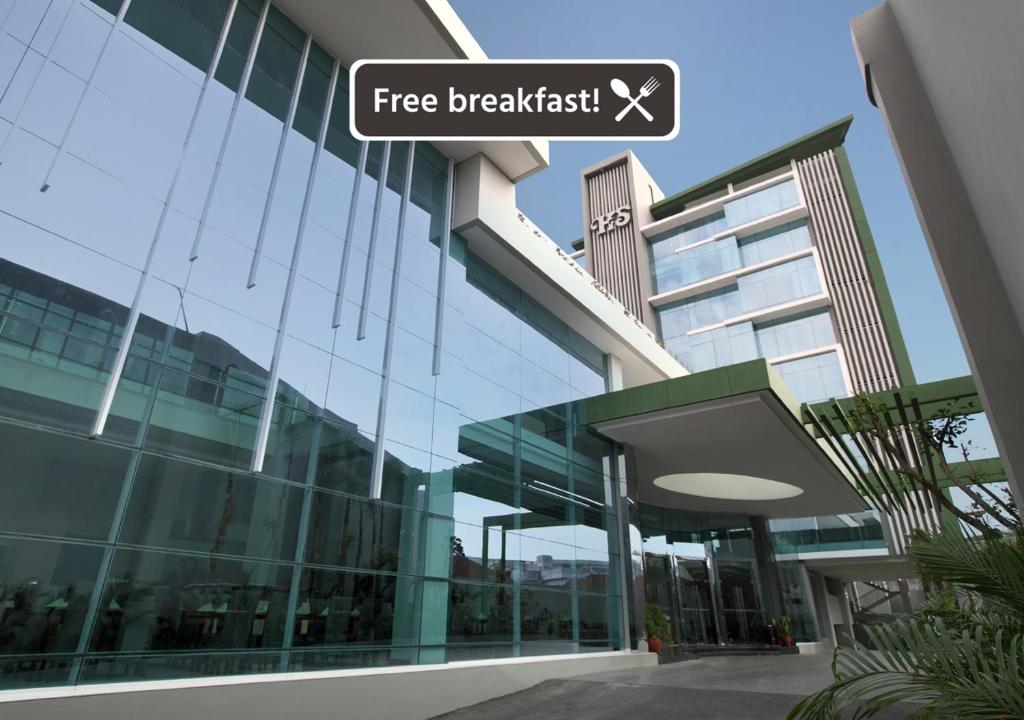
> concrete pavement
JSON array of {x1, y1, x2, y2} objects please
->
[{"x1": 431, "y1": 653, "x2": 909, "y2": 719}]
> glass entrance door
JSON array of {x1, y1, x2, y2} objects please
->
[
  {"x1": 676, "y1": 558, "x2": 717, "y2": 645},
  {"x1": 644, "y1": 552, "x2": 681, "y2": 645},
  {"x1": 716, "y1": 560, "x2": 766, "y2": 644}
]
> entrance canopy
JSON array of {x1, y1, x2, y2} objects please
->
[{"x1": 584, "y1": 360, "x2": 867, "y2": 517}]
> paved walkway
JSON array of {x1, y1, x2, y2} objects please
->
[{"x1": 432, "y1": 654, "x2": 907, "y2": 720}]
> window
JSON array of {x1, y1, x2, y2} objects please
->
[
  {"x1": 723, "y1": 179, "x2": 800, "y2": 228},
  {"x1": 773, "y1": 351, "x2": 847, "y2": 403}
]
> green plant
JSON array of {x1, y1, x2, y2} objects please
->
[
  {"x1": 644, "y1": 603, "x2": 670, "y2": 640},
  {"x1": 776, "y1": 615, "x2": 793, "y2": 637},
  {"x1": 791, "y1": 394, "x2": 1024, "y2": 719}
]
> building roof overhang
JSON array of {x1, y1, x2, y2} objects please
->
[
  {"x1": 274, "y1": 0, "x2": 549, "y2": 182},
  {"x1": 650, "y1": 115, "x2": 854, "y2": 220},
  {"x1": 586, "y1": 360, "x2": 869, "y2": 517}
]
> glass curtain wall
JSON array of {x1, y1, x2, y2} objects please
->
[
  {"x1": 633, "y1": 506, "x2": 786, "y2": 648},
  {"x1": 0, "y1": 0, "x2": 620, "y2": 690}
]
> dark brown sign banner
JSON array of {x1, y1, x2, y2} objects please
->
[{"x1": 350, "y1": 60, "x2": 679, "y2": 141}]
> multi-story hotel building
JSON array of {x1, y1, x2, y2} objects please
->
[
  {"x1": 0, "y1": 0, "x2": 991, "y2": 717},
  {"x1": 573, "y1": 116, "x2": 913, "y2": 404}
]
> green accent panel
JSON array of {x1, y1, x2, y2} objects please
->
[
  {"x1": 833, "y1": 145, "x2": 916, "y2": 385},
  {"x1": 805, "y1": 374, "x2": 979, "y2": 428},
  {"x1": 419, "y1": 579, "x2": 450, "y2": 647},
  {"x1": 651, "y1": 116, "x2": 854, "y2": 220},
  {"x1": 665, "y1": 365, "x2": 734, "y2": 406},
  {"x1": 580, "y1": 359, "x2": 787, "y2": 426},
  {"x1": 939, "y1": 458, "x2": 1007, "y2": 489},
  {"x1": 581, "y1": 379, "x2": 670, "y2": 425},
  {"x1": 570, "y1": 237, "x2": 585, "y2": 251}
]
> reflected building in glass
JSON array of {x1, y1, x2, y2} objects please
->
[{"x1": 0, "y1": 0, "x2": 659, "y2": 690}]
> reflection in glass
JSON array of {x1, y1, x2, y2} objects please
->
[
  {"x1": 0, "y1": 0, "x2": 623, "y2": 689},
  {"x1": 0, "y1": 537, "x2": 103, "y2": 654},
  {"x1": 91, "y1": 549, "x2": 292, "y2": 653}
]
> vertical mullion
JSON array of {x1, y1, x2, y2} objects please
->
[
  {"x1": 275, "y1": 57, "x2": 340, "y2": 670},
  {"x1": 368, "y1": 141, "x2": 414, "y2": 499},
  {"x1": 280, "y1": 416, "x2": 323, "y2": 671},
  {"x1": 432, "y1": 158, "x2": 454, "y2": 375},
  {"x1": 0, "y1": 0, "x2": 79, "y2": 162},
  {"x1": 567, "y1": 407, "x2": 580, "y2": 651},
  {"x1": 356, "y1": 140, "x2": 392, "y2": 340},
  {"x1": 189, "y1": 0, "x2": 271, "y2": 262},
  {"x1": 0, "y1": 0, "x2": 58, "y2": 106},
  {"x1": 249, "y1": 58, "x2": 339, "y2": 474},
  {"x1": 90, "y1": 0, "x2": 240, "y2": 438},
  {"x1": 612, "y1": 446, "x2": 632, "y2": 650},
  {"x1": 247, "y1": 33, "x2": 312, "y2": 288},
  {"x1": 512, "y1": 414, "x2": 523, "y2": 657},
  {"x1": 71, "y1": 321, "x2": 177, "y2": 684},
  {"x1": 39, "y1": 0, "x2": 133, "y2": 191},
  {"x1": 331, "y1": 141, "x2": 368, "y2": 327}
]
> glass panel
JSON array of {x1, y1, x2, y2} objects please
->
[
  {"x1": 124, "y1": 0, "x2": 234, "y2": 76},
  {"x1": 723, "y1": 179, "x2": 800, "y2": 228},
  {"x1": 0, "y1": 253, "x2": 136, "y2": 434},
  {"x1": 0, "y1": 537, "x2": 104, "y2": 654},
  {"x1": 293, "y1": 568, "x2": 419, "y2": 648},
  {"x1": 447, "y1": 581, "x2": 514, "y2": 645},
  {"x1": 312, "y1": 420, "x2": 375, "y2": 497},
  {"x1": 773, "y1": 350, "x2": 847, "y2": 403},
  {"x1": 90, "y1": 549, "x2": 292, "y2": 653},
  {"x1": 677, "y1": 558, "x2": 716, "y2": 645},
  {"x1": 737, "y1": 254, "x2": 820, "y2": 313},
  {"x1": 519, "y1": 587, "x2": 572, "y2": 653},
  {"x1": 648, "y1": 211, "x2": 727, "y2": 259},
  {"x1": 119, "y1": 453, "x2": 304, "y2": 561},
  {"x1": 288, "y1": 646, "x2": 415, "y2": 672},
  {"x1": 718, "y1": 560, "x2": 765, "y2": 644},
  {"x1": 0, "y1": 423, "x2": 130, "y2": 541},
  {"x1": 739, "y1": 220, "x2": 812, "y2": 266},
  {"x1": 80, "y1": 651, "x2": 280, "y2": 684},
  {"x1": 143, "y1": 367, "x2": 262, "y2": 471},
  {"x1": 0, "y1": 654, "x2": 74, "y2": 690},
  {"x1": 577, "y1": 592, "x2": 614, "y2": 642},
  {"x1": 305, "y1": 493, "x2": 418, "y2": 574},
  {"x1": 754, "y1": 308, "x2": 836, "y2": 359},
  {"x1": 651, "y1": 235, "x2": 741, "y2": 294}
]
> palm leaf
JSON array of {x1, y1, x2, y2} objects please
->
[
  {"x1": 909, "y1": 529, "x2": 1024, "y2": 619},
  {"x1": 788, "y1": 620, "x2": 1024, "y2": 719}
]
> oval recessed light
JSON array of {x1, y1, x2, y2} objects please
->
[{"x1": 653, "y1": 473, "x2": 803, "y2": 501}]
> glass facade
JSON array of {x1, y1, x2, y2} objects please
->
[
  {"x1": 650, "y1": 219, "x2": 812, "y2": 296},
  {"x1": 657, "y1": 255, "x2": 824, "y2": 373},
  {"x1": 771, "y1": 512, "x2": 886, "y2": 555},
  {"x1": 634, "y1": 506, "x2": 781, "y2": 648},
  {"x1": 773, "y1": 351, "x2": 847, "y2": 404},
  {"x1": 648, "y1": 181, "x2": 842, "y2": 402},
  {"x1": 0, "y1": 0, "x2": 623, "y2": 690},
  {"x1": 722, "y1": 179, "x2": 799, "y2": 229},
  {"x1": 754, "y1": 308, "x2": 835, "y2": 359}
]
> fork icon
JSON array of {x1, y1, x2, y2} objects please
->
[{"x1": 612, "y1": 76, "x2": 660, "y2": 122}]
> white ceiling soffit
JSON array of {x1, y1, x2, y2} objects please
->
[
  {"x1": 273, "y1": 0, "x2": 549, "y2": 182},
  {"x1": 597, "y1": 391, "x2": 868, "y2": 517}
]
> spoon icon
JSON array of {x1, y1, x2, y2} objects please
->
[{"x1": 610, "y1": 78, "x2": 655, "y2": 122}]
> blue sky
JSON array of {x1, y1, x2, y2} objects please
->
[{"x1": 449, "y1": 0, "x2": 969, "y2": 383}]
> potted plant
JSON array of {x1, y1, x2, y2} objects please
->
[
  {"x1": 644, "y1": 604, "x2": 670, "y2": 654},
  {"x1": 776, "y1": 615, "x2": 795, "y2": 647}
]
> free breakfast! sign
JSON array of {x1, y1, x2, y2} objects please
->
[{"x1": 350, "y1": 60, "x2": 679, "y2": 141}]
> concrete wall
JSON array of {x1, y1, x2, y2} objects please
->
[
  {"x1": 0, "y1": 651, "x2": 657, "y2": 720},
  {"x1": 851, "y1": 1, "x2": 1024, "y2": 503}
]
